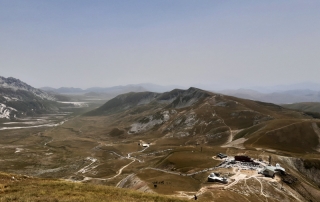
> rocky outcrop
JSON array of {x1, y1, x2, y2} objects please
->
[
  {"x1": 0, "y1": 103, "x2": 17, "y2": 119},
  {"x1": 293, "y1": 158, "x2": 320, "y2": 187},
  {"x1": 128, "y1": 111, "x2": 171, "y2": 134}
]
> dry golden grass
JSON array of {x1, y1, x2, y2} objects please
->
[
  {"x1": 0, "y1": 172, "x2": 187, "y2": 202},
  {"x1": 155, "y1": 150, "x2": 220, "y2": 173},
  {"x1": 244, "y1": 120, "x2": 320, "y2": 153},
  {"x1": 137, "y1": 170, "x2": 201, "y2": 195}
]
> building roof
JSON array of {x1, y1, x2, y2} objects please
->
[{"x1": 265, "y1": 166, "x2": 276, "y2": 172}]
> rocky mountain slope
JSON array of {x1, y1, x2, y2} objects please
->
[
  {"x1": 80, "y1": 88, "x2": 320, "y2": 200},
  {"x1": 0, "y1": 76, "x2": 58, "y2": 119},
  {"x1": 0, "y1": 76, "x2": 56, "y2": 101},
  {"x1": 86, "y1": 87, "x2": 210, "y2": 116},
  {"x1": 85, "y1": 87, "x2": 319, "y2": 153}
]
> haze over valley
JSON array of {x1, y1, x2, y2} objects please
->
[
  {"x1": 1, "y1": 75, "x2": 320, "y2": 201},
  {"x1": 1, "y1": 1, "x2": 320, "y2": 201}
]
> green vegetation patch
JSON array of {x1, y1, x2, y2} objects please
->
[
  {"x1": 85, "y1": 92, "x2": 159, "y2": 116},
  {"x1": 245, "y1": 121, "x2": 319, "y2": 153},
  {"x1": 209, "y1": 126, "x2": 230, "y2": 134},
  {"x1": 137, "y1": 169, "x2": 200, "y2": 195},
  {"x1": 304, "y1": 111, "x2": 320, "y2": 119},
  {"x1": 282, "y1": 102, "x2": 320, "y2": 114},
  {"x1": 156, "y1": 150, "x2": 220, "y2": 173},
  {"x1": 233, "y1": 123, "x2": 265, "y2": 140},
  {"x1": 303, "y1": 159, "x2": 320, "y2": 170},
  {"x1": 109, "y1": 128, "x2": 125, "y2": 137}
]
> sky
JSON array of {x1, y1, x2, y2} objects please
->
[{"x1": 1, "y1": 0, "x2": 320, "y2": 90}]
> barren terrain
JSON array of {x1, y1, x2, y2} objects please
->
[{"x1": 1, "y1": 88, "x2": 320, "y2": 201}]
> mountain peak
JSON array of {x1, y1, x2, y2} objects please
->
[
  {"x1": 86, "y1": 88, "x2": 212, "y2": 116},
  {"x1": 0, "y1": 76, "x2": 62, "y2": 119},
  {"x1": 0, "y1": 76, "x2": 55, "y2": 101}
]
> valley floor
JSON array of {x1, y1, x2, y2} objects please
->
[{"x1": 1, "y1": 118, "x2": 319, "y2": 202}]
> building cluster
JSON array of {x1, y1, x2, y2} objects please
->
[{"x1": 208, "y1": 154, "x2": 286, "y2": 183}]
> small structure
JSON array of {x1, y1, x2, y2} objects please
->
[
  {"x1": 259, "y1": 166, "x2": 276, "y2": 178},
  {"x1": 142, "y1": 143, "x2": 149, "y2": 147},
  {"x1": 259, "y1": 163, "x2": 286, "y2": 178},
  {"x1": 274, "y1": 163, "x2": 286, "y2": 175},
  {"x1": 230, "y1": 160, "x2": 236, "y2": 164},
  {"x1": 208, "y1": 173, "x2": 228, "y2": 184},
  {"x1": 217, "y1": 153, "x2": 227, "y2": 159}
]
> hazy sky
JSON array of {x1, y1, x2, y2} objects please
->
[{"x1": 1, "y1": 0, "x2": 319, "y2": 89}]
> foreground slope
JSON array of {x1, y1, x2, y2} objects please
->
[{"x1": 0, "y1": 172, "x2": 186, "y2": 202}]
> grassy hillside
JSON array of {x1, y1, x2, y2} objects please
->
[
  {"x1": 85, "y1": 87, "x2": 211, "y2": 116},
  {"x1": 282, "y1": 102, "x2": 320, "y2": 118},
  {"x1": 85, "y1": 92, "x2": 160, "y2": 116},
  {"x1": 243, "y1": 120, "x2": 320, "y2": 153},
  {"x1": 0, "y1": 172, "x2": 187, "y2": 202},
  {"x1": 82, "y1": 88, "x2": 317, "y2": 154},
  {"x1": 282, "y1": 102, "x2": 320, "y2": 113}
]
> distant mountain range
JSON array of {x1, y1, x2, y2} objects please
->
[
  {"x1": 40, "y1": 83, "x2": 183, "y2": 94},
  {"x1": 2, "y1": 75, "x2": 320, "y2": 120},
  {"x1": 41, "y1": 82, "x2": 320, "y2": 104},
  {"x1": 249, "y1": 82, "x2": 320, "y2": 93},
  {"x1": 218, "y1": 88, "x2": 320, "y2": 104}
]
